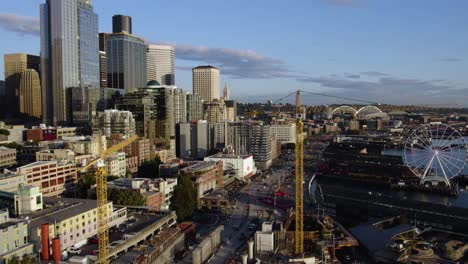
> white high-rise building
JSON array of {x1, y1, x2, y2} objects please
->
[
  {"x1": 146, "y1": 45, "x2": 175, "y2": 85},
  {"x1": 192, "y1": 65, "x2": 220, "y2": 102}
]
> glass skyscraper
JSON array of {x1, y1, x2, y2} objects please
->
[
  {"x1": 106, "y1": 33, "x2": 147, "y2": 91},
  {"x1": 40, "y1": 0, "x2": 99, "y2": 125}
]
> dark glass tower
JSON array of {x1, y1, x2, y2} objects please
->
[{"x1": 112, "y1": 14, "x2": 132, "y2": 34}]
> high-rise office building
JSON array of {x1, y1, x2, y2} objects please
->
[
  {"x1": 99, "y1": 51, "x2": 107, "y2": 88},
  {"x1": 67, "y1": 86, "x2": 99, "y2": 129},
  {"x1": 100, "y1": 109, "x2": 136, "y2": 138},
  {"x1": 106, "y1": 33, "x2": 146, "y2": 91},
  {"x1": 18, "y1": 69, "x2": 42, "y2": 118},
  {"x1": 115, "y1": 90, "x2": 155, "y2": 138},
  {"x1": 203, "y1": 99, "x2": 226, "y2": 123},
  {"x1": 225, "y1": 100, "x2": 237, "y2": 122},
  {"x1": 186, "y1": 93, "x2": 204, "y2": 121},
  {"x1": 3, "y1": 54, "x2": 40, "y2": 116},
  {"x1": 112, "y1": 14, "x2": 132, "y2": 34},
  {"x1": 192, "y1": 65, "x2": 220, "y2": 102},
  {"x1": 40, "y1": 0, "x2": 99, "y2": 125},
  {"x1": 145, "y1": 81, "x2": 186, "y2": 140},
  {"x1": 176, "y1": 121, "x2": 209, "y2": 160},
  {"x1": 146, "y1": 45, "x2": 175, "y2": 86}
]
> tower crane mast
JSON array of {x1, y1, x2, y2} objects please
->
[
  {"x1": 77, "y1": 134, "x2": 139, "y2": 264},
  {"x1": 295, "y1": 90, "x2": 304, "y2": 254}
]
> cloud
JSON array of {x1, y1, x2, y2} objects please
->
[
  {"x1": 346, "y1": 74, "x2": 360, "y2": 79},
  {"x1": 296, "y1": 73, "x2": 468, "y2": 105},
  {"x1": 360, "y1": 71, "x2": 388, "y2": 77},
  {"x1": 159, "y1": 42, "x2": 298, "y2": 79},
  {"x1": 439, "y1": 57, "x2": 463, "y2": 62},
  {"x1": 0, "y1": 13, "x2": 40, "y2": 36}
]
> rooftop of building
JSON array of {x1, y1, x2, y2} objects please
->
[
  {"x1": 0, "y1": 146, "x2": 15, "y2": 152},
  {"x1": 180, "y1": 161, "x2": 219, "y2": 173},
  {"x1": 0, "y1": 221, "x2": 21, "y2": 230},
  {"x1": 27, "y1": 197, "x2": 105, "y2": 228},
  {"x1": 193, "y1": 65, "x2": 218, "y2": 70},
  {"x1": 206, "y1": 153, "x2": 253, "y2": 160}
]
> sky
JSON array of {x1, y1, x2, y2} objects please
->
[{"x1": 0, "y1": 0, "x2": 467, "y2": 106}]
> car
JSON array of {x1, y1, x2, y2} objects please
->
[
  {"x1": 91, "y1": 250, "x2": 99, "y2": 255},
  {"x1": 68, "y1": 247, "x2": 82, "y2": 254},
  {"x1": 344, "y1": 255, "x2": 351, "y2": 261},
  {"x1": 248, "y1": 223, "x2": 257, "y2": 230},
  {"x1": 88, "y1": 237, "x2": 99, "y2": 244}
]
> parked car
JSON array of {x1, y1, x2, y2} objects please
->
[{"x1": 68, "y1": 247, "x2": 82, "y2": 254}]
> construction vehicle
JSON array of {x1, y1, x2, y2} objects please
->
[{"x1": 77, "y1": 134, "x2": 139, "y2": 264}]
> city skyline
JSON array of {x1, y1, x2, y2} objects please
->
[{"x1": 0, "y1": 0, "x2": 467, "y2": 106}]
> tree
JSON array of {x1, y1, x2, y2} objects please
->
[
  {"x1": 76, "y1": 172, "x2": 96, "y2": 198},
  {"x1": 170, "y1": 174, "x2": 198, "y2": 222},
  {"x1": 0, "y1": 129, "x2": 10, "y2": 136},
  {"x1": 21, "y1": 254, "x2": 31, "y2": 264},
  {"x1": 108, "y1": 189, "x2": 145, "y2": 206},
  {"x1": 138, "y1": 156, "x2": 162, "y2": 178}
]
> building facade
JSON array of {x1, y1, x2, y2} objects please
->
[
  {"x1": 106, "y1": 32, "x2": 146, "y2": 91},
  {"x1": 18, "y1": 69, "x2": 42, "y2": 118},
  {"x1": 112, "y1": 14, "x2": 132, "y2": 34},
  {"x1": 192, "y1": 66, "x2": 220, "y2": 102},
  {"x1": 186, "y1": 93, "x2": 204, "y2": 122},
  {"x1": 106, "y1": 152, "x2": 126, "y2": 177},
  {"x1": 3, "y1": 53, "x2": 40, "y2": 116},
  {"x1": 100, "y1": 109, "x2": 136, "y2": 138},
  {"x1": 176, "y1": 121, "x2": 209, "y2": 160},
  {"x1": 180, "y1": 161, "x2": 223, "y2": 199},
  {"x1": 115, "y1": 90, "x2": 155, "y2": 138},
  {"x1": 270, "y1": 122, "x2": 296, "y2": 144},
  {"x1": 16, "y1": 161, "x2": 77, "y2": 197},
  {"x1": 0, "y1": 209, "x2": 34, "y2": 264},
  {"x1": 0, "y1": 147, "x2": 16, "y2": 168},
  {"x1": 68, "y1": 86, "x2": 99, "y2": 129},
  {"x1": 40, "y1": 0, "x2": 99, "y2": 125},
  {"x1": 146, "y1": 45, "x2": 175, "y2": 86},
  {"x1": 203, "y1": 99, "x2": 226, "y2": 123}
]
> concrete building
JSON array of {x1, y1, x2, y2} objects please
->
[
  {"x1": 107, "y1": 177, "x2": 177, "y2": 210},
  {"x1": 40, "y1": 0, "x2": 99, "y2": 125},
  {"x1": 180, "y1": 161, "x2": 223, "y2": 199},
  {"x1": 226, "y1": 121, "x2": 275, "y2": 170},
  {"x1": 0, "y1": 209, "x2": 34, "y2": 264},
  {"x1": 0, "y1": 173, "x2": 26, "y2": 193},
  {"x1": 3, "y1": 53, "x2": 40, "y2": 117},
  {"x1": 100, "y1": 109, "x2": 136, "y2": 138},
  {"x1": 18, "y1": 69, "x2": 42, "y2": 118},
  {"x1": 176, "y1": 121, "x2": 209, "y2": 160},
  {"x1": 36, "y1": 149, "x2": 75, "y2": 163},
  {"x1": 108, "y1": 136, "x2": 151, "y2": 173},
  {"x1": 0, "y1": 147, "x2": 16, "y2": 168},
  {"x1": 204, "y1": 153, "x2": 256, "y2": 181},
  {"x1": 186, "y1": 93, "x2": 204, "y2": 122},
  {"x1": 192, "y1": 66, "x2": 220, "y2": 102},
  {"x1": 208, "y1": 122, "x2": 227, "y2": 152},
  {"x1": 225, "y1": 100, "x2": 237, "y2": 122},
  {"x1": 0, "y1": 186, "x2": 43, "y2": 218},
  {"x1": 203, "y1": 99, "x2": 226, "y2": 123},
  {"x1": 106, "y1": 152, "x2": 127, "y2": 177},
  {"x1": 270, "y1": 122, "x2": 296, "y2": 144},
  {"x1": 146, "y1": 45, "x2": 175, "y2": 85},
  {"x1": 27, "y1": 197, "x2": 127, "y2": 253},
  {"x1": 17, "y1": 160, "x2": 77, "y2": 197}
]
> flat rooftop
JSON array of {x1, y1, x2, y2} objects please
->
[
  {"x1": 0, "y1": 221, "x2": 20, "y2": 229},
  {"x1": 27, "y1": 197, "x2": 100, "y2": 228},
  {"x1": 206, "y1": 153, "x2": 252, "y2": 159},
  {"x1": 180, "y1": 161, "x2": 218, "y2": 173}
]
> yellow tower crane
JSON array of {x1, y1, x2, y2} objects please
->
[
  {"x1": 77, "y1": 134, "x2": 139, "y2": 264},
  {"x1": 294, "y1": 90, "x2": 304, "y2": 254}
]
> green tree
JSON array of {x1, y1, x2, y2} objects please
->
[
  {"x1": 8, "y1": 257, "x2": 20, "y2": 264},
  {"x1": 0, "y1": 129, "x2": 10, "y2": 136},
  {"x1": 138, "y1": 156, "x2": 162, "y2": 178},
  {"x1": 170, "y1": 174, "x2": 198, "y2": 222},
  {"x1": 76, "y1": 172, "x2": 96, "y2": 198},
  {"x1": 21, "y1": 254, "x2": 31, "y2": 264},
  {"x1": 108, "y1": 189, "x2": 145, "y2": 206}
]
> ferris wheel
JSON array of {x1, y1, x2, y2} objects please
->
[{"x1": 403, "y1": 123, "x2": 467, "y2": 187}]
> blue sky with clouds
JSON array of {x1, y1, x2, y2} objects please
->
[{"x1": 0, "y1": 0, "x2": 467, "y2": 106}]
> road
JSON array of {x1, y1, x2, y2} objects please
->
[{"x1": 210, "y1": 167, "x2": 292, "y2": 264}]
